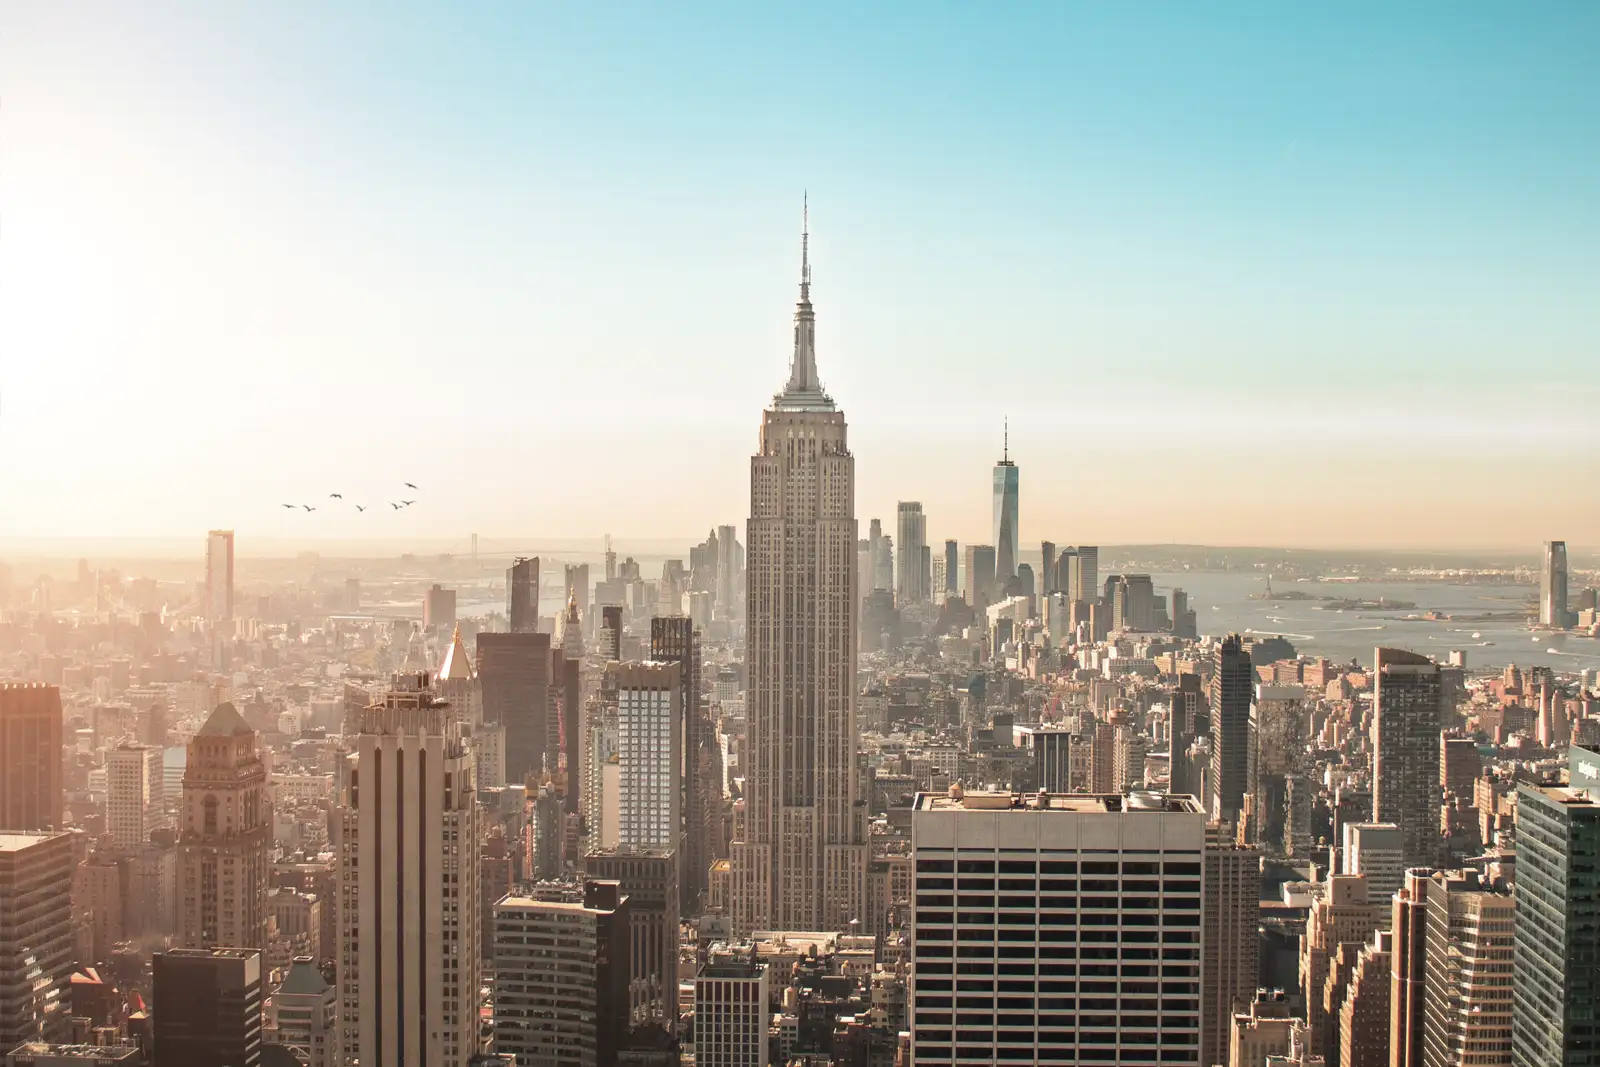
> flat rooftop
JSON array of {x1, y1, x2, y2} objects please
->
[
  {"x1": 1529, "y1": 784, "x2": 1600, "y2": 807},
  {"x1": 0, "y1": 832, "x2": 70, "y2": 852},
  {"x1": 915, "y1": 791, "x2": 1203, "y2": 814},
  {"x1": 7, "y1": 1045, "x2": 141, "y2": 1061}
]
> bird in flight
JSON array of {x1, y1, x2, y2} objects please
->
[
  {"x1": 401, "y1": 499, "x2": 416, "y2": 506},
  {"x1": 355, "y1": 504, "x2": 366, "y2": 512},
  {"x1": 281, "y1": 503, "x2": 295, "y2": 509},
  {"x1": 404, "y1": 482, "x2": 418, "y2": 489},
  {"x1": 302, "y1": 505, "x2": 316, "y2": 512},
  {"x1": 390, "y1": 502, "x2": 402, "y2": 510},
  {"x1": 330, "y1": 493, "x2": 342, "y2": 499}
]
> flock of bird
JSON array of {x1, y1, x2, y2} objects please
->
[{"x1": 283, "y1": 483, "x2": 419, "y2": 513}]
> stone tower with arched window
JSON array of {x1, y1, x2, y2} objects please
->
[{"x1": 177, "y1": 701, "x2": 270, "y2": 951}]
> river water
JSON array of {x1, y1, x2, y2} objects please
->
[{"x1": 1151, "y1": 571, "x2": 1600, "y2": 672}]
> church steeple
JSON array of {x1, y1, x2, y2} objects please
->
[{"x1": 776, "y1": 195, "x2": 834, "y2": 411}]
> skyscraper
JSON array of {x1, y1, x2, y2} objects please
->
[
  {"x1": 909, "y1": 789, "x2": 1206, "y2": 1066},
  {"x1": 476, "y1": 630, "x2": 552, "y2": 784},
  {"x1": 566, "y1": 562, "x2": 591, "y2": 620},
  {"x1": 943, "y1": 539, "x2": 958, "y2": 598},
  {"x1": 1040, "y1": 540, "x2": 1057, "y2": 594},
  {"x1": 493, "y1": 880, "x2": 630, "y2": 1067},
  {"x1": 1299, "y1": 874, "x2": 1381, "y2": 1060},
  {"x1": 895, "y1": 502, "x2": 928, "y2": 606},
  {"x1": 1202, "y1": 824, "x2": 1260, "y2": 1067},
  {"x1": 615, "y1": 661, "x2": 681, "y2": 853},
  {"x1": 1542, "y1": 540, "x2": 1571, "y2": 628},
  {"x1": 0, "y1": 831, "x2": 75, "y2": 1049},
  {"x1": 1209, "y1": 635, "x2": 1253, "y2": 826},
  {"x1": 992, "y1": 424, "x2": 1019, "y2": 585},
  {"x1": 1420, "y1": 869, "x2": 1514, "y2": 1067},
  {"x1": 731, "y1": 210, "x2": 867, "y2": 935},
  {"x1": 716, "y1": 524, "x2": 741, "y2": 620},
  {"x1": 1340, "y1": 823, "x2": 1405, "y2": 912},
  {"x1": 177, "y1": 703, "x2": 270, "y2": 952},
  {"x1": 1372, "y1": 648, "x2": 1444, "y2": 868},
  {"x1": 695, "y1": 946, "x2": 769, "y2": 1067},
  {"x1": 507, "y1": 555, "x2": 540, "y2": 633},
  {"x1": 1063, "y1": 545, "x2": 1098, "y2": 606},
  {"x1": 153, "y1": 948, "x2": 263, "y2": 1067},
  {"x1": 584, "y1": 850, "x2": 678, "y2": 1024},
  {"x1": 205, "y1": 529, "x2": 234, "y2": 625},
  {"x1": 106, "y1": 743, "x2": 164, "y2": 849},
  {"x1": 963, "y1": 544, "x2": 996, "y2": 608},
  {"x1": 0, "y1": 683, "x2": 63, "y2": 832},
  {"x1": 651, "y1": 616, "x2": 710, "y2": 909},
  {"x1": 336, "y1": 673, "x2": 480, "y2": 1067},
  {"x1": 1513, "y1": 764, "x2": 1600, "y2": 1067}
]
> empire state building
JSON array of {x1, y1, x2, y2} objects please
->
[{"x1": 730, "y1": 209, "x2": 867, "y2": 934}]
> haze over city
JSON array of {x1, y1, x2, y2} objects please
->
[
  {"x1": 5, "y1": 8, "x2": 1600, "y2": 1067},
  {"x1": 3, "y1": 4, "x2": 1598, "y2": 548}
]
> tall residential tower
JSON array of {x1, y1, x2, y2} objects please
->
[{"x1": 730, "y1": 208, "x2": 867, "y2": 934}]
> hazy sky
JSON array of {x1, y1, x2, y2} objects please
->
[{"x1": 3, "y1": 3, "x2": 1597, "y2": 551}]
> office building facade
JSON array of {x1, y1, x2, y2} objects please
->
[
  {"x1": 335, "y1": 673, "x2": 480, "y2": 1067},
  {"x1": 476, "y1": 631, "x2": 552, "y2": 784},
  {"x1": 695, "y1": 947, "x2": 769, "y2": 1067},
  {"x1": 1209, "y1": 635, "x2": 1253, "y2": 826},
  {"x1": 106, "y1": 743, "x2": 164, "y2": 849},
  {"x1": 205, "y1": 529, "x2": 234, "y2": 625},
  {"x1": 1373, "y1": 648, "x2": 1444, "y2": 867},
  {"x1": 152, "y1": 948, "x2": 263, "y2": 1067},
  {"x1": 1543, "y1": 540, "x2": 1571, "y2": 627},
  {"x1": 0, "y1": 684, "x2": 62, "y2": 832},
  {"x1": 585, "y1": 850, "x2": 680, "y2": 1024},
  {"x1": 1201, "y1": 825, "x2": 1259, "y2": 1067},
  {"x1": 615, "y1": 662, "x2": 682, "y2": 853},
  {"x1": 1512, "y1": 774, "x2": 1600, "y2": 1067},
  {"x1": 0, "y1": 832, "x2": 75, "y2": 1050},
  {"x1": 910, "y1": 790, "x2": 1206, "y2": 1066},
  {"x1": 492, "y1": 881, "x2": 630, "y2": 1067},
  {"x1": 992, "y1": 432, "x2": 1019, "y2": 587},
  {"x1": 508, "y1": 556, "x2": 540, "y2": 633},
  {"x1": 895, "y1": 502, "x2": 929, "y2": 606}
]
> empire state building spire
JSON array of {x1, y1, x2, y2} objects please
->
[{"x1": 777, "y1": 195, "x2": 833, "y2": 411}]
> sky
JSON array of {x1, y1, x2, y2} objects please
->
[{"x1": 2, "y1": 3, "x2": 1597, "y2": 552}]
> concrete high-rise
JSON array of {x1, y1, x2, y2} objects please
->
[
  {"x1": 716, "y1": 524, "x2": 741, "y2": 620},
  {"x1": 106, "y1": 743, "x2": 164, "y2": 849},
  {"x1": 0, "y1": 684, "x2": 62, "y2": 832},
  {"x1": 943, "y1": 540, "x2": 958, "y2": 599},
  {"x1": 1512, "y1": 766, "x2": 1600, "y2": 1067},
  {"x1": 992, "y1": 424, "x2": 1019, "y2": 586},
  {"x1": 895, "y1": 502, "x2": 928, "y2": 606},
  {"x1": 1338, "y1": 930, "x2": 1392, "y2": 1067},
  {"x1": 492, "y1": 880, "x2": 630, "y2": 1067},
  {"x1": 1420, "y1": 869, "x2": 1514, "y2": 1067},
  {"x1": 335, "y1": 673, "x2": 480, "y2": 1067},
  {"x1": 695, "y1": 946, "x2": 769, "y2": 1067},
  {"x1": 730, "y1": 210, "x2": 867, "y2": 935},
  {"x1": 205, "y1": 529, "x2": 234, "y2": 624},
  {"x1": 1372, "y1": 648, "x2": 1444, "y2": 868},
  {"x1": 153, "y1": 948, "x2": 263, "y2": 1067},
  {"x1": 1299, "y1": 874, "x2": 1381, "y2": 1061},
  {"x1": 1040, "y1": 540, "x2": 1057, "y2": 594},
  {"x1": 615, "y1": 661, "x2": 681, "y2": 853},
  {"x1": 1209, "y1": 635, "x2": 1253, "y2": 826},
  {"x1": 963, "y1": 544, "x2": 996, "y2": 608},
  {"x1": 584, "y1": 849, "x2": 679, "y2": 1024},
  {"x1": 508, "y1": 555, "x2": 540, "y2": 633},
  {"x1": 177, "y1": 703, "x2": 270, "y2": 952},
  {"x1": 909, "y1": 790, "x2": 1206, "y2": 1067},
  {"x1": 1065, "y1": 545, "x2": 1098, "y2": 606},
  {"x1": 1340, "y1": 823, "x2": 1405, "y2": 914},
  {"x1": 477, "y1": 630, "x2": 552, "y2": 784},
  {"x1": 1542, "y1": 540, "x2": 1571, "y2": 628},
  {"x1": 650, "y1": 616, "x2": 712, "y2": 909},
  {"x1": 1202, "y1": 825, "x2": 1260, "y2": 1067},
  {"x1": 0, "y1": 832, "x2": 75, "y2": 1049}
]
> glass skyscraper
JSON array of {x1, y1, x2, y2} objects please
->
[
  {"x1": 1512, "y1": 748, "x2": 1600, "y2": 1067},
  {"x1": 992, "y1": 433, "x2": 1019, "y2": 588}
]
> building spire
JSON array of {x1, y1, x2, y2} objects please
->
[
  {"x1": 777, "y1": 194, "x2": 833, "y2": 410},
  {"x1": 1004, "y1": 416, "x2": 1008, "y2": 462}
]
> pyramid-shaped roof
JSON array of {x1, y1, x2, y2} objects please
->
[
  {"x1": 197, "y1": 702, "x2": 253, "y2": 738},
  {"x1": 437, "y1": 626, "x2": 474, "y2": 682},
  {"x1": 277, "y1": 957, "x2": 330, "y2": 997}
]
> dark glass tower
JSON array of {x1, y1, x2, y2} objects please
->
[
  {"x1": 152, "y1": 948, "x2": 263, "y2": 1067},
  {"x1": 1373, "y1": 647, "x2": 1444, "y2": 867},
  {"x1": 1512, "y1": 760, "x2": 1600, "y2": 1067},
  {"x1": 1209, "y1": 634, "x2": 1253, "y2": 824},
  {"x1": 507, "y1": 555, "x2": 540, "y2": 633}
]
